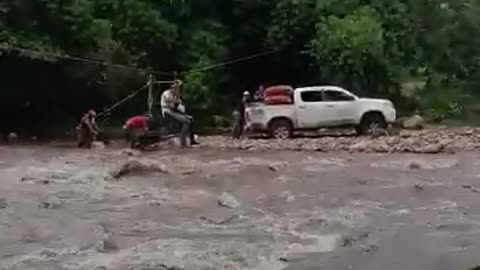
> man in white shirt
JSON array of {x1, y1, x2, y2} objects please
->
[{"x1": 160, "y1": 80, "x2": 199, "y2": 147}]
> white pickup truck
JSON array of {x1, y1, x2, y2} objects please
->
[{"x1": 245, "y1": 86, "x2": 396, "y2": 139}]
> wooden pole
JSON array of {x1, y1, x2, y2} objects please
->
[{"x1": 148, "y1": 74, "x2": 154, "y2": 115}]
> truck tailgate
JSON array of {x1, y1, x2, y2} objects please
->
[{"x1": 246, "y1": 103, "x2": 297, "y2": 129}]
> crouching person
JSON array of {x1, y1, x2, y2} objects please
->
[
  {"x1": 76, "y1": 110, "x2": 99, "y2": 148},
  {"x1": 124, "y1": 114, "x2": 151, "y2": 149}
]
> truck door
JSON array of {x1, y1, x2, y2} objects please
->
[
  {"x1": 297, "y1": 90, "x2": 329, "y2": 128},
  {"x1": 321, "y1": 89, "x2": 357, "y2": 125}
]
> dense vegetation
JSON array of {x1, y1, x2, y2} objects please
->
[{"x1": 1, "y1": 0, "x2": 480, "y2": 136}]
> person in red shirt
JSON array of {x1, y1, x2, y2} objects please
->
[
  {"x1": 126, "y1": 115, "x2": 149, "y2": 130},
  {"x1": 124, "y1": 114, "x2": 151, "y2": 149}
]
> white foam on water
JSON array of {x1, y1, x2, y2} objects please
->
[{"x1": 288, "y1": 233, "x2": 341, "y2": 254}]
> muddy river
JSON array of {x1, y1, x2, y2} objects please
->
[{"x1": 0, "y1": 143, "x2": 480, "y2": 269}]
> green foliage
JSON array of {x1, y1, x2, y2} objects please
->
[
  {"x1": 309, "y1": 6, "x2": 385, "y2": 93},
  {"x1": 266, "y1": 0, "x2": 316, "y2": 48},
  {"x1": 2, "y1": 0, "x2": 480, "y2": 136},
  {"x1": 419, "y1": 74, "x2": 468, "y2": 121},
  {"x1": 180, "y1": 20, "x2": 229, "y2": 124}
]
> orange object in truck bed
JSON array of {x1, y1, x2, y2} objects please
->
[
  {"x1": 265, "y1": 95, "x2": 293, "y2": 105},
  {"x1": 265, "y1": 85, "x2": 294, "y2": 97}
]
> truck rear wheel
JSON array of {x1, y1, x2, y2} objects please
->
[
  {"x1": 357, "y1": 112, "x2": 387, "y2": 136},
  {"x1": 269, "y1": 119, "x2": 293, "y2": 139}
]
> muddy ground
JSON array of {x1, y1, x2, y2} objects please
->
[{"x1": 1, "y1": 141, "x2": 480, "y2": 270}]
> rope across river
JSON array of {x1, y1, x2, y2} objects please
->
[
  {"x1": 0, "y1": 45, "x2": 279, "y2": 77},
  {"x1": 0, "y1": 44, "x2": 280, "y2": 118},
  {"x1": 97, "y1": 80, "x2": 177, "y2": 118}
]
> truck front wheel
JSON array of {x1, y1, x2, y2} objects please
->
[
  {"x1": 357, "y1": 112, "x2": 387, "y2": 136},
  {"x1": 269, "y1": 119, "x2": 293, "y2": 139}
]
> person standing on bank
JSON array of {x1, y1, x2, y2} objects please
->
[
  {"x1": 253, "y1": 84, "x2": 265, "y2": 102},
  {"x1": 160, "y1": 80, "x2": 199, "y2": 147},
  {"x1": 232, "y1": 91, "x2": 251, "y2": 139}
]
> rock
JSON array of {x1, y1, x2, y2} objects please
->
[
  {"x1": 147, "y1": 199, "x2": 168, "y2": 206},
  {"x1": 338, "y1": 232, "x2": 370, "y2": 247},
  {"x1": 39, "y1": 248, "x2": 58, "y2": 258},
  {"x1": 132, "y1": 263, "x2": 183, "y2": 270},
  {"x1": 403, "y1": 115, "x2": 425, "y2": 130},
  {"x1": 95, "y1": 223, "x2": 118, "y2": 253},
  {"x1": 463, "y1": 129, "x2": 475, "y2": 136},
  {"x1": 180, "y1": 166, "x2": 200, "y2": 175},
  {"x1": 278, "y1": 253, "x2": 308, "y2": 262},
  {"x1": 414, "y1": 183, "x2": 425, "y2": 191},
  {"x1": 195, "y1": 128, "x2": 480, "y2": 154},
  {"x1": 92, "y1": 141, "x2": 106, "y2": 149},
  {"x1": 102, "y1": 233, "x2": 118, "y2": 251},
  {"x1": 416, "y1": 143, "x2": 445, "y2": 154},
  {"x1": 280, "y1": 191, "x2": 295, "y2": 203},
  {"x1": 373, "y1": 141, "x2": 390, "y2": 153},
  {"x1": 461, "y1": 184, "x2": 478, "y2": 192},
  {"x1": 408, "y1": 161, "x2": 423, "y2": 170},
  {"x1": 199, "y1": 213, "x2": 240, "y2": 225},
  {"x1": 360, "y1": 244, "x2": 378, "y2": 253},
  {"x1": 267, "y1": 165, "x2": 278, "y2": 171},
  {"x1": 407, "y1": 160, "x2": 428, "y2": 170},
  {"x1": 394, "y1": 117, "x2": 408, "y2": 128},
  {"x1": 108, "y1": 158, "x2": 170, "y2": 179},
  {"x1": 0, "y1": 198, "x2": 7, "y2": 209},
  {"x1": 21, "y1": 176, "x2": 50, "y2": 184},
  {"x1": 267, "y1": 162, "x2": 288, "y2": 172},
  {"x1": 370, "y1": 127, "x2": 389, "y2": 139},
  {"x1": 349, "y1": 141, "x2": 369, "y2": 152},
  {"x1": 339, "y1": 236, "x2": 355, "y2": 247},
  {"x1": 218, "y1": 192, "x2": 240, "y2": 209},
  {"x1": 121, "y1": 148, "x2": 141, "y2": 156},
  {"x1": 386, "y1": 125, "x2": 401, "y2": 136},
  {"x1": 39, "y1": 197, "x2": 64, "y2": 209}
]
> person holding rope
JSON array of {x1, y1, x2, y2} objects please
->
[
  {"x1": 76, "y1": 110, "x2": 100, "y2": 148},
  {"x1": 160, "y1": 80, "x2": 199, "y2": 147}
]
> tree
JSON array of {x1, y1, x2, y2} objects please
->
[{"x1": 2, "y1": 0, "x2": 480, "y2": 135}]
